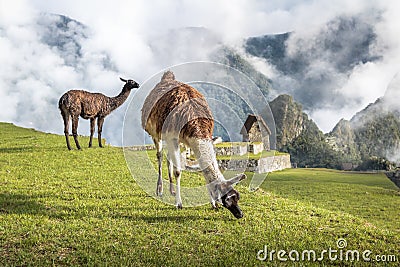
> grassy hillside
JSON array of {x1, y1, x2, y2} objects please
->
[{"x1": 0, "y1": 122, "x2": 399, "y2": 266}]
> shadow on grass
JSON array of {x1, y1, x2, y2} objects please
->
[
  {"x1": 0, "y1": 193, "x2": 217, "y2": 222},
  {"x1": 0, "y1": 193, "x2": 46, "y2": 215},
  {"x1": 0, "y1": 147, "x2": 34, "y2": 153},
  {"x1": 133, "y1": 214, "x2": 214, "y2": 223},
  {"x1": 0, "y1": 193, "x2": 94, "y2": 221},
  {"x1": 0, "y1": 145, "x2": 71, "y2": 154}
]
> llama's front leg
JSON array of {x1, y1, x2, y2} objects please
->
[
  {"x1": 154, "y1": 139, "x2": 163, "y2": 197},
  {"x1": 207, "y1": 183, "x2": 220, "y2": 209},
  {"x1": 71, "y1": 115, "x2": 81, "y2": 150},
  {"x1": 97, "y1": 117, "x2": 105, "y2": 147},
  {"x1": 89, "y1": 118, "x2": 95, "y2": 148},
  {"x1": 175, "y1": 167, "x2": 182, "y2": 209}
]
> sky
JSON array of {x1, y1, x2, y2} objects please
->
[{"x1": 0, "y1": 0, "x2": 399, "y2": 145}]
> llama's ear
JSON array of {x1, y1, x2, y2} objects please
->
[{"x1": 120, "y1": 77, "x2": 127, "y2": 83}]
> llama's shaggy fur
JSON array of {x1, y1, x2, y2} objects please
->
[
  {"x1": 142, "y1": 71, "x2": 214, "y2": 143},
  {"x1": 59, "y1": 78, "x2": 139, "y2": 150}
]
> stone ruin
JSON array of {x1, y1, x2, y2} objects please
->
[{"x1": 214, "y1": 142, "x2": 291, "y2": 173}]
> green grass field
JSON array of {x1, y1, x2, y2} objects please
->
[{"x1": 0, "y1": 122, "x2": 399, "y2": 266}]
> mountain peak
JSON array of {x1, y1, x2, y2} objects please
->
[
  {"x1": 330, "y1": 96, "x2": 400, "y2": 165},
  {"x1": 330, "y1": 118, "x2": 351, "y2": 136},
  {"x1": 269, "y1": 94, "x2": 307, "y2": 148}
]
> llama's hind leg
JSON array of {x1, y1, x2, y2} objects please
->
[
  {"x1": 167, "y1": 138, "x2": 182, "y2": 209},
  {"x1": 97, "y1": 117, "x2": 105, "y2": 147},
  {"x1": 61, "y1": 111, "x2": 72, "y2": 150},
  {"x1": 154, "y1": 139, "x2": 163, "y2": 196},
  {"x1": 71, "y1": 115, "x2": 81, "y2": 150},
  {"x1": 167, "y1": 151, "x2": 176, "y2": 196},
  {"x1": 89, "y1": 118, "x2": 95, "y2": 148}
]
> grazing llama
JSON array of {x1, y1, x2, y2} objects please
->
[
  {"x1": 141, "y1": 71, "x2": 246, "y2": 218},
  {"x1": 59, "y1": 78, "x2": 139, "y2": 150}
]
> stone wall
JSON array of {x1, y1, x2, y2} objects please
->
[
  {"x1": 214, "y1": 143, "x2": 247, "y2": 156},
  {"x1": 127, "y1": 144, "x2": 291, "y2": 173},
  {"x1": 257, "y1": 154, "x2": 291, "y2": 173},
  {"x1": 217, "y1": 154, "x2": 291, "y2": 173},
  {"x1": 248, "y1": 143, "x2": 264, "y2": 155},
  {"x1": 126, "y1": 144, "x2": 156, "y2": 151}
]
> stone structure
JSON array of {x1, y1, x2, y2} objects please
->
[
  {"x1": 248, "y1": 142, "x2": 264, "y2": 155},
  {"x1": 240, "y1": 114, "x2": 271, "y2": 151},
  {"x1": 217, "y1": 154, "x2": 291, "y2": 173},
  {"x1": 214, "y1": 143, "x2": 247, "y2": 156},
  {"x1": 214, "y1": 142, "x2": 291, "y2": 173},
  {"x1": 126, "y1": 144, "x2": 156, "y2": 151},
  {"x1": 129, "y1": 140, "x2": 291, "y2": 174}
]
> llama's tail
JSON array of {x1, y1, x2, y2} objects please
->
[
  {"x1": 58, "y1": 93, "x2": 72, "y2": 121},
  {"x1": 58, "y1": 93, "x2": 69, "y2": 110}
]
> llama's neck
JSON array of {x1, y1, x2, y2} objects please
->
[
  {"x1": 109, "y1": 88, "x2": 131, "y2": 111},
  {"x1": 188, "y1": 138, "x2": 224, "y2": 184}
]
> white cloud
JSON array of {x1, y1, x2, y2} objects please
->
[
  {"x1": 1, "y1": 0, "x2": 399, "y2": 146},
  {"x1": 253, "y1": 0, "x2": 400, "y2": 132}
]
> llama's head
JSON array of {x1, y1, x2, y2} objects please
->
[
  {"x1": 120, "y1": 78, "x2": 140, "y2": 90},
  {"x1": 218, "y1": 173, "x2": 246, "y2": 219}
]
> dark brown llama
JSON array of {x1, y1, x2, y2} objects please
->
[
  {"x1": 59, "y1": 78, "x2": 139, "y2": 150},
  {"x1": 141, "y1": 71, "x2": 246, "y2": 218}
]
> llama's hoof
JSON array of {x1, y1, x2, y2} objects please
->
[
  {"x1": 176, "y1": 203, "x2": 183, "y2": 209},
  {"x1": 170, "y1": 190, "x2": 176, "y2": 196},
  {"x1": 156, "y1": 184, "x2": 163, "y2": 197}
]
